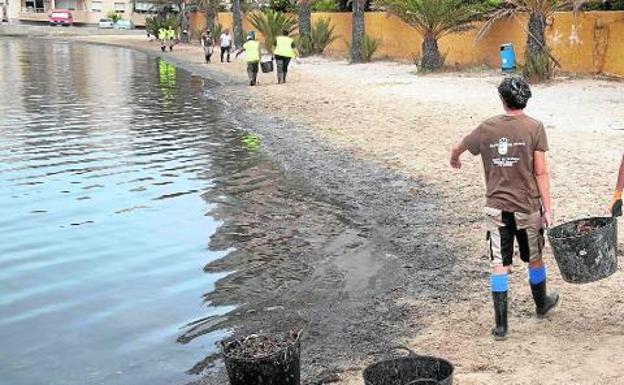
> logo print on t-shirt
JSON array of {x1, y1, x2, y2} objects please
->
[
  {"x1": 490, "y1": 138, "x2": 526, "y2": 168},
  {"x1": 497, "y1": 138, "x2": 509, "y2": 155}
]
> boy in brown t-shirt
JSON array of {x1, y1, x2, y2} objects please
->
[{"x1": 449, "y1": 76, "x2": 559, "y2": 340}]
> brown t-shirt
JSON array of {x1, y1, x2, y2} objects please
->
[{"x1": 462, "y1": 114, "x2": 549, "y2": 213}]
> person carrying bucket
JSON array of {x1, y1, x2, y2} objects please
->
[
  {"x1": 608, "y1": 155, "x2": 624, "y2": 217},
  {"x1": 273, "y1": 29, "x2": 298, "y2": 84},
  {"x1": 234, "y1": 32, "x2": 261, "y2": 86},
  {"x1": 449, "y1": 75, "x2": 559, "y2": 340}
]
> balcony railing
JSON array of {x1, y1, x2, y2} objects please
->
[{"x1": 21, "y1": 6, "x2": 47, "y2": 13}]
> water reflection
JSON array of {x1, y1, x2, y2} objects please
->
[{"x1": 0, "y1": 38, "x2": 283, "y2": 385}]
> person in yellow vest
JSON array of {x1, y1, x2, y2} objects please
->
[
  {"x1": 235, "y1": 32, "x2": 261, "y2": 86},
  {"x1": 158, "y1": 27, "x2": 168, "y2": 52},
  {"x1": 273, "y1": 29, "x2": 298, "y2": 84},
  {"x1": 166, "y1": 26, "x2": 176, "y2": 52}
]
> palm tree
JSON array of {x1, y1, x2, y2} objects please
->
[
  {"x1": 193, "y1": 0, "x2": 220, "y2": 32},
  {"x1": 350, "y1": 0, "x2": 366, "y2": 62},
  {"x1": 232, "y1": 0, "x2": 244, "y2": 47},
  {"x1": 378, "y1": 0, "x2": 481, "y2": 71},
  {"x1": 479, "y1": 0, "x2": 585, "y2": 80},
  {"x1": 249, "y1": 9, "x2": 298, "y2": 52},
  {"x1": 298, "y1": 0, "x2": 314, "y2": 39}
]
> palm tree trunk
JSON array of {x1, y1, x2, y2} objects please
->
[
  {"x1": 421, "y1": 34, "x2": 442, "y2": 71},
  {"x1": 350, "y1": 0, "x2": 365, "y2": 63},
  {"x1": 525, "y1": 11, "x2": 549, "y2": 79},
  {"x1": 232, "y1": 0, "x2": 244, "y2": 48},
  {"x1": 205, "y1": 6, "x2": 216, "y2": 33},
  {"x1": 298, "y1": 1, "x2": 312, "y2": 39},
  {"x1": 526, "y1": 12, "x2": 547, "y2": 58}
]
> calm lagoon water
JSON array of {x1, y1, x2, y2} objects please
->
[{"x1": 0, "y1": 38, "x2": 262, "y2": 385}]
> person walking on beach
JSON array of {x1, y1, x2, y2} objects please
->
[
  {"x1": 166, "y1": 26, "x2": 177, "y2": 52},
  {"x1": 273, "y1": 29, "x2": 298, "y2": 84},
  {"x1": 234, "y1": 32, "x2": 261, "y2": 86},
  {"x1": 201, "y1": 29, "x2": 214, "y2": 63},
  {"x1": 449, "y1": 75, "x2": 559, "y2": 340},
  {"x1": 219, "y1": 29, "x2": 232, "y2": 63},
  {"x1": 158, "y1": 26, "x2": 168, "y2": 52},
  {"x1": 608, "y1": 154, "x2": 624, "y2": 216}
]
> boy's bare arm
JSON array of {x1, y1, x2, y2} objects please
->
[
  {"x1": 615, "y1": 154, "x2": 624, "y2": 192},
  {"x1": 609, "y1": 154, "x2": 624, "y2": 216},
  {"x1": 533, "y1": 151, "x2": 552, "y2": 226},
  {"x1": 449, "y1": 141, "x2": 468, "y2": 169}
]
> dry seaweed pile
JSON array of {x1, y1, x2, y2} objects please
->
[
  {"x1": 224, "y1": 330, "x2": 300, "y2": 360},
  {"x1": 575, "y1": 220, "x2": 605, "y2": 236}
]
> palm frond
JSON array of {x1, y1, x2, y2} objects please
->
[
  {"x1": 378, "y1": 0, "x2": 484, "y2": 40},
  {"x1": 248, "y1": 10, "x2": 298, "y2": 52},
  {"x1": 475, "y1": 7, "x2": 517, "y2": 42}
]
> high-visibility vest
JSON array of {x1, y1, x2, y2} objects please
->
[
  {"x1": 243, "y1": 40, "x2": 260, "y2": 63},
  {"x1": 166, "y1": 29, "x2": 176, "y2": 39},
  {"x1": 158, "y1": 28, "x2": 167, "y2": 40},
  {"x1": 274, "y1": 36, "x2": 295, "y2": 58}
]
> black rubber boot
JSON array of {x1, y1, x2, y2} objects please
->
[
  {"x1": 492, "y1": 291, "x2": 508, "y2": 340},
  {"x1": 277, "y1": 73, "x2": 283, "y2": 84},
  {"x1": 530, "y1": 281, "x2": 559, "y2": 318},
  {"x1": 161, "y1": 46, "x2": 165, "y2": 52}
]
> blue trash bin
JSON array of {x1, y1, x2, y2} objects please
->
[{"x1": 499, "y1": 43, "x2": 516, "y2": 72}]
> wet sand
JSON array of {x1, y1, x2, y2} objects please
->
[{"x1": 71, "y1": 35, "x2": 624, "y2": 384}]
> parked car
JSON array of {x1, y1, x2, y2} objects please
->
[
  {"x1": 113, "y1": 20, "x2": 134, "y2": 30},
  {"x1": 98, "y1": 18, "x2": 114, "y2": 29},
  {"x1": 49, "y1": 9, "x2": 73, "y2": 26}
]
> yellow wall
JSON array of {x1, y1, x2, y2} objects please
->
[{"x1": 190, "y1": 11, "x2": 624, "y2": 76}]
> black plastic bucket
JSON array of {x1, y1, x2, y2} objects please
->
[
  {"x1": 261, "y1": 60, "x2": 274, "y2": 73},
  {"x1": 363, "y1": 347, "x2": 453, "y2": 385},
  {"x1": 548, "y1": 217, "x2": 618, "y2": 284},
  {"x1": 223, "y1": 332, "x2": 301, "y2": 385}
]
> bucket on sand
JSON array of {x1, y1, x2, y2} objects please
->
[
  {"x1": 548, "y1": 217, "x2": 618, "y2": 284},
  {"x1": 222, "y1": 331, "x2": 301, "y2": 385},
  {"x1": 261, "y1": 55, "x2": 274, "y2": 73},
  {"x1": 363, "y1": 347, "x2": 453, "y2": 385}
]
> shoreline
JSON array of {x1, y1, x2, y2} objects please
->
[{"x1": 11, "y1": 32, "x2": 624, "y2": 384}]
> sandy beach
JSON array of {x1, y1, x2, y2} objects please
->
[{"x1": 65, "y1": 34, "x2": 624, "y2": 384}]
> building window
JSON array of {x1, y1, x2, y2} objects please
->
[
  {"x1": 133, "y1": 1, "x2": 154, "y2": 13},
  {"x1": 56, "y1": 0, "x2": 77, "y2": 10},
  {"x1": 91, "y1": 1, "x2": 102, "y2": 11},
  {"x1": 114, "y1": 2, "x2": 125, "y2": 12}
]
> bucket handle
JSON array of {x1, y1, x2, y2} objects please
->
[{"x1": 373, "y1": 345, "x2": 420, "y2": 358}]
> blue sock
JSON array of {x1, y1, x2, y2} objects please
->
[
  {"x1": 529, "y1": 265, "x2": 546, "y2": 285},
  {"x1": 491, "y1": 273, "x2": 509, "y2": 293}
]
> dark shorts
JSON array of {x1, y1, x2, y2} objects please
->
[
  {"x1": 275, "y1": 55, "x2": 291, "y2": 73},
  {"x1": 247, "y1": 62, "x2": 259, "y2": 73},
  {"x1": 484, "y1": 207, "x2": 545, "y2": 267}
]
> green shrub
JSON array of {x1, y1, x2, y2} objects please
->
[
  {"x1": 248, "y1": 10, "x2": 298, "y2": 52},
  {"x1": 210, "y1": 22, "x2": 223, "y2": 39},
  {"x1": 107, "y1": 11, "x2": 122, "y2": 23},
  {"x1": 312, "y1": 0, "x2": 339, "y2": 12},
  {"x1": 524, "y1": 51, "x2": 553, "y2": 82},
  {"x1": 298, "y1": 17, "x2": 339, "y2": 56},
  {"x1": 269, "y1": 0, "x2": 295, "y2": 12},
  {"x1": 361, "y1": 34, "x2": 379, "y2": 62},
  {"x1": 145, "y1": 14, "x2": 179, "y2": 37}
]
